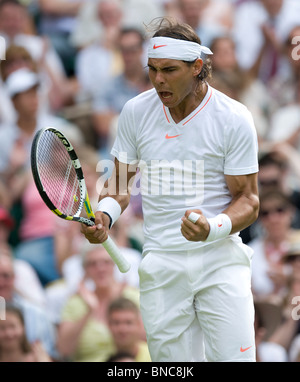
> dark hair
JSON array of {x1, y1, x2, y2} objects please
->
[
  {"x1": 120, "y1": 27, "x2": 145, "y2": 45},
  {"x1": 146, "y1": 17, "x2": 212, "y2": 82},
  {"x1": 108, "y1": 297, "x2": 139, "y2": 316},
  {"x1": 258, "y1": 152, "x2": 288, "y2": 170},
  {"x1": 0, "y1": 0, "x2": 23, "y2": 12},
  {"x1": 259, "y1": 189, "x2": 293, "y2": 208},
  {"x1": 106, "y1": 351, "x2": 135, "y2": 362},
  {"x1": 0, "y1": 303, "x2": 32, "y2": 356},
  {"x1": 0, "y1": 45, "x2": 37, "y2": 81}
]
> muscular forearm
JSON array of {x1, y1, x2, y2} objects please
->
[
  {"x1": 223, "y1": 193, "x2": 260, "y2": 234},
  {"x1": 181, "y1": 174, "x2": 260, "y2": 242}
]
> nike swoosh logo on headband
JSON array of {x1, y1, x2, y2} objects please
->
[{"x1": 153, "y1": 44, "x2": 167, "y2": 49}]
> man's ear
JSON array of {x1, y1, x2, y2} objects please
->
[{"x1": 193, "y1": 58, "x2": 203, "y2": 77}]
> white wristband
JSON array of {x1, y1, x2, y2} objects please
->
[
  {"x1": 205, "y1": 213, "x2": 232, "y2": 242},
  {"x1": 97, "y1": 197, "x2": 121, "y2": 227}
]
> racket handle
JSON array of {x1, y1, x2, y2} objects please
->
[{"x1": 102, "y1": 235, "x2": 131, "y2": 273}]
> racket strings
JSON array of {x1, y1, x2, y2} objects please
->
[{"x1": 36, "y1": 131, "x2": 82, "y2": 216}]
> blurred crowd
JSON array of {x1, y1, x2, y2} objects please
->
[{"x1": 0, "y1": 0, "x2": 300, "y2": 363}]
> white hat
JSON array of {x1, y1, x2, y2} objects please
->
[{"x1": 5, "y1": 68, "x2": 39, "y2": 98}]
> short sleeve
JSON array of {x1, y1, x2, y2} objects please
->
[
  {"x1": 224, "y1": 107, "x2": 259, "y2": 176},
  {"x1": 110, "y1": 99, "x2": 138, "y2": 164}
]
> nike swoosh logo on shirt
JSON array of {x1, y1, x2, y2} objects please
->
[
  {"x1": 165, "y1": 134, "x2": 181, "y2": 139},
  {"x1": 240, "y1": 346, "x2": 252, "y2": 353}
]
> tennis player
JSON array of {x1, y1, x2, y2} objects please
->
[{"x1": 81, "y1": 18, "x2": 260, "y2": 362}]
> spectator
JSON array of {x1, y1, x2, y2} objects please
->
[
  {"x1": 0, "y1": 303, "x2": 52, "y2": 362},
  {"x1": 233, "y1": 0, "x2": 300, "y2": 84},
  {"x1": 0, "y1": 254, "x2": 58, "y2": 359},
  {"x1": 37, "y1": 0, "x2": 84, "y2": 76},
  {"x1": 72, "y1": 0, "x2": 164, "y2": 50},
  {"x1": 107, "y1": 297, "x2": 151, "y2": 362},
  {"x1": 257, "y1": 149, "x2": 300, "y2": 229},
  {"x1": 56, "y1": 243, "x2": 139, "y2": 362},
  {"x1": 75, "y1": 0, "x2": 124, "y2": 101},
  {"x1": 289, "y1": 334, "x2": 300, "y2": 362},
  {"x1": 268, "y1": 77, "x2": 300, "y2": 151},
  {"x1": 0, "y1": 67, "x2": 81, "y2": 286},
  {"x1": 177, "y1": 0, "x2": 226, "y2": 47},
  {"x1": 92, "y1": 27, "x2": 151, "y2": 156},
  {"x1": 0, "y1": 208, "x2": 46, "y2": 308},
  {"x1": 209, "y1": 35, "x2": 272, "y2": 143},
  {"x1": 254, "y1": 299, "x2": 288, "y2": 362},
  {"x1": 268, "y1": 25, "x2": 300, "y2": 109},
  {"x1": 0, "y1": 0, "x2": 77, "y2": 111},
  {"x1": 282, "y1": 236, "x2": 300, "y2": 280},
  {"x1": 0, "y1": 45, "x2": 78, "y2": 122},
  {"x1": 121, "y1": 0, "x2": 165, "y2": 30},
  {"x1": 249, "y1": 189, "x2": 299, "y2": 300},
  {"x1": 263, "y1": 238, "x2": 300, "y2": 360},
  {"x1": 197, "y1": 0, "x2": 235, "y2": 32}
]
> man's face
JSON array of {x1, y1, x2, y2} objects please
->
[
  {"x1": 147, "y1": 57, "x2": 202, "y2": 109},
  {"x1": 0, "y1": 4, "x2": 25, "y2": 38},
  {"x1": 0, "y1": 311, "x2": 24, "y2": 351},
  {"x1": 259, "y1": 197, "x2": 292, "y2": 238},
  {"x1": 12, "y1": 86, "x2": 39, "y2": 116},
  {"x1": 119, "y1": 32, "x2": 143, "y2": 70},
  {"x1": 178, "y1": 0, "x2": 206, "y2": 28},
  {"x1": 84, "y1": 247, "x2": 115, "y2": 288},
  {"x1": 108, "y1": 309, "x2": 140, "y2": 349}
]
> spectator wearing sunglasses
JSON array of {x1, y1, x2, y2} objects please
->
[
  {"x1": 258, "y1": 149, "x2": 300, "y2": 228},
  {"x1": 249, "y1": 189, "x2": 299, "y2": 301},
  {"x1": 240, "y1": 148, "x2": 300, "y2": 244}
]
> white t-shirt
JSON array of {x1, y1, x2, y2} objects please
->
[{"x1": 111, "y1": 85, "x2": 258, "y2": 252}]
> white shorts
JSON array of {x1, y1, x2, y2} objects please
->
[{"x1": 138, "y1": 237, "x2": 256, "y2": 362}]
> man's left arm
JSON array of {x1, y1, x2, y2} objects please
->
[
  {"x1": 223, "y1": 172, "x2": 260, "y2": 234},
  {"x1": 181, "y1": 173, "x2": 259, "y2": 241}
]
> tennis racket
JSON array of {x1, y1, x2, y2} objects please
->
[{"x1": 31, "y1": 126, "x2": 130, "y2": 273}]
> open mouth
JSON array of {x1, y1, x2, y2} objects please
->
[{"x1": 159, "y1": 91, "x2": 172, "y2": 100}]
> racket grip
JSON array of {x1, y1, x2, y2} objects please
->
[{"x1": 102, "y1": 235, "x2": 131, "y2": 273}]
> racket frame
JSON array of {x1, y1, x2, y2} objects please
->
[
  {"x1": 31, "y1": 126, "x2": 131, "y2": 273},
  {"x1": 31, "y1": 127, "x2": 95, "y2": 226}
]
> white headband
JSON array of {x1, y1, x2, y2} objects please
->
[{"x1": 148, "y1": 37, "x2": 213, "y2": 61}]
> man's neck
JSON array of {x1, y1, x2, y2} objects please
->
[{"x1": 169, "y1": 82, "x2": 208, "y2": 124}]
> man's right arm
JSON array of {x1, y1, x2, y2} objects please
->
[{"x1": 81, "y1": 158, "x2": 137, "y2": 244}]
